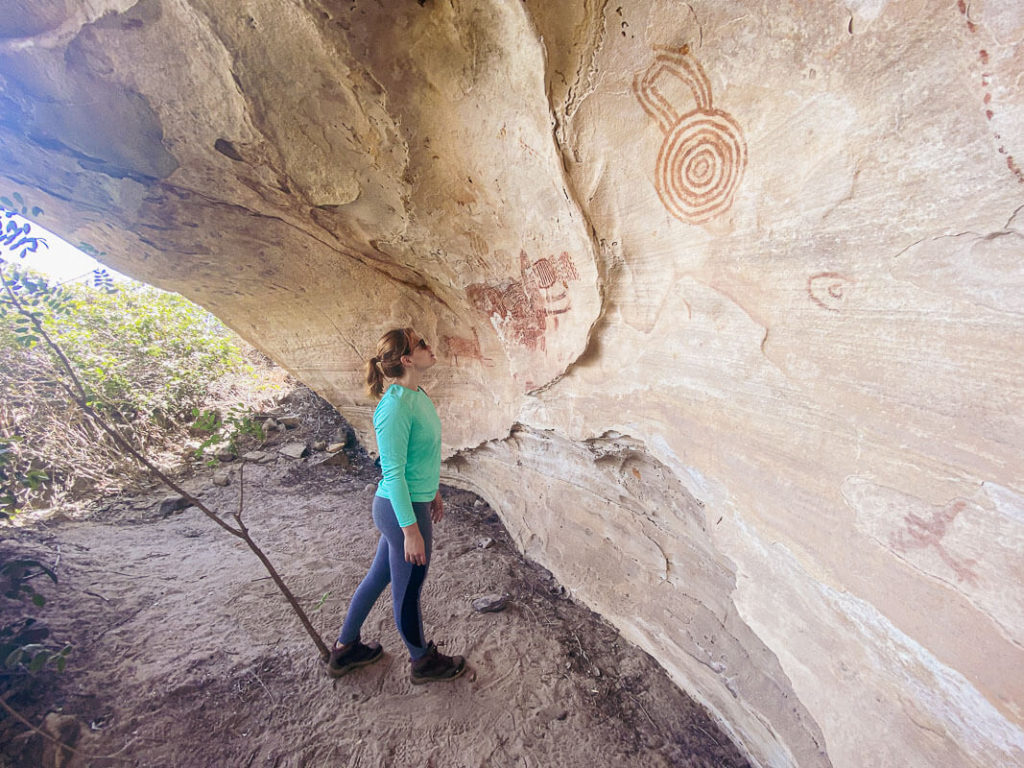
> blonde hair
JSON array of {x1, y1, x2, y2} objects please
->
[{"x1": 365, "y1": 327, "x2": 416, "y2": 398}]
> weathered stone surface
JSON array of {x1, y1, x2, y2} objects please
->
[
  {"x1": 3, "y1": 2, "x2": 1023, "y2": 767},
  {"x1": 213, "y1": 447, "x2": 235, "y2": 462},
  {"x1": 472, "y1": 593, "x2": 510, "y2": 613},
  {"x1": 278, "y1": 442, "x2": 309, "y2": 460},
  {"x1": 158, "y1": 495, "x2": 191, "y2": 517},
  {"x1": 311, "y1": 450, "x2": 350, "y2": 469}
]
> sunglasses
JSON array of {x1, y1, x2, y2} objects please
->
[{"x1": 406, "y1": 333, "x2": 429, "y2": 354}]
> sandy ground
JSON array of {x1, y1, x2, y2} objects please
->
[{"x1": 1, "y1": 389, "x2": 749, "y2": 768}]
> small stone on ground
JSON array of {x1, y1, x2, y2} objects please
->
[
  {"x1": 473, "y1": 594, "x2": 510, "y2": 613},
  {"x1": 279, "y1": 442, "x2": 309, "y2": 459},
  {"x1": 158, "y1": 496, "x2": 191, "y2": 516}
]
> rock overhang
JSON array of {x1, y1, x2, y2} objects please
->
[{"x1": 2, "y1": 2, "x2": 1023, "y2": 767}]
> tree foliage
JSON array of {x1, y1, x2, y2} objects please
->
[
  {"x1": 0, "y1": 215, "x2": 246, "y2": 515},
  {"x1": 0, "y1": 200, "x2": 330, "y2": 738}
]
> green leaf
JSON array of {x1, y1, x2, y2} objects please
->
[
  {"x1": 5, "y1": 648, "x2": 23, "y2": 668},
  {"x1": 28, "y1": 650, "x2": 50, "y2": 673},
  {"x1": 31, "y1": 593, "x2": 45, "y2": 607},
  {"x1": 56, "y1": 655, "x2": 67, "y2": 672},
  {"x1": 25, "y1": 469, "x2": 49, "y2": 490},
  {"x1": 3, "y1": 559, "x2": 58, "y2": 586}
]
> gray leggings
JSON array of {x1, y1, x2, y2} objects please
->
[{"x1": 337, "y1": 496, "x2": 433, "y2": 660}]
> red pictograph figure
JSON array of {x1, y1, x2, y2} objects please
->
[
  {"x1": 467, "y1": 251, "x2": 581, "y2": 350},
  {"x1": 442, "y1": 330, "x2": 490, "y2": 367},
  {"x1": 890, "y1": 500, "x2": 979, "y2": 586},
  {"x1": 633, "y1": 48, "x2": 747, "y2": 224},
  {"x1": 557, "y1": 251, "x2": 579, "y2": 281}
]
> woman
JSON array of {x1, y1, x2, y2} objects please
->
[{"x1": 328, "y1": 327, "x2": 466, "y2": 684}]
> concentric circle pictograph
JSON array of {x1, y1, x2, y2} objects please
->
[
  {"x1": 656, "y1": 109, "x2": 747, "y2": 224},
  {"x1": 634, "y1": 49, "x2": 748, "y2": 225}
]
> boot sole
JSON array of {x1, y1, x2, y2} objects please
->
[
  {"x1": 410, "y1": 661, "x2": 467, "y2": 685},
  {"x1": 328, "y1": 649, "x2": 384, "y2": 678}
]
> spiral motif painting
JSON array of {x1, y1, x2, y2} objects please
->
[
  {"x1": 634, "y1": 50, "x2": 747, "y2": 225},
  {"x1": 657, "y1": 109, "x2": 746, "y2": 223},
  {"x1": 807, "y1": 272, "x2": 853, "y2": 312}
]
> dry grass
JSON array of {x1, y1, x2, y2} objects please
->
[{"x1": 2, "y1": 342, "x2": 292, "y2": 513}]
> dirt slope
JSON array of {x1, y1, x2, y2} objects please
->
[{"x1": 2, "y1": 390, "x2": 749, "y2": 768}]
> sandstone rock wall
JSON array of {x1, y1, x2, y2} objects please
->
[{"x1": 2, "y1": 2, "x2": 1022, "y2": 766}]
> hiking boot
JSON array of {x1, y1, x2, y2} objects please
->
[
  {"x1": 410, "y1": 641, "x2": 466, "y2": 684},
  {"x1": 327, "y1": 640, "x2": 383, "y2": 678}
]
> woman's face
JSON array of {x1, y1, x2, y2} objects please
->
[{"x1": 405, "y1": 330, "x2": 437, "y2": 369}]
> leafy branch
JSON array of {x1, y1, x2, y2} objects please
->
[
  {"x1": 191, "y1": 405, "x2": 265, "y2": 458},
  {"x1": 0, "y1": 197, "x2": 327, "y2": 764},
  {"x1": 0, "y1": 258, "x2": 330, "y2": 659}
]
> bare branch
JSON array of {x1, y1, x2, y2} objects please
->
[
  {"x1": 0, "y1": 263, "x2": 329, "y2": 659},
  {"x1": 50, "y1": 378, "x2": 243, "y2": 540},
  {"x1": 235, "y1": 461, "x2": 246, "y2": 527},
  {"x1": 237, "y1": 526, "x2": 330, "y2": 660},
  {"x1": 0, "y1": 694, "x2": 131, "y2": 763}
]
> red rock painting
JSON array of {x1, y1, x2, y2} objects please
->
[
  {"x1": 956, "y1": 3, "x2": 1023, "y2": 184},
  {"x1": 890, "y1": 500, "x2": 979, "y2": 586},
  {"x1": 467, "y1": 280, "x2": 546, "y2": 350},
  {"x1": 442, "y1": 330, "x2": 490, "y2": 366},
  {"x1": 633, "y1": 48, "x2": 747, "y2": 224},
  {"x1": 807, "y1": 272, "x2": 853, "y2": 312},
  {"x1": 557, "y1": 251, "x2": 579, "y2": 281},
  {"x1": 466, "y1": 251, "x2": 581, "y2": 350}
]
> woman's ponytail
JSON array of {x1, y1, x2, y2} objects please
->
[
  {"x1": 365, "y1": 327, "x2": 415, "y2": 398},
  {"x1": 365, "y1": 356, "x2": 385, "y2": 398}
]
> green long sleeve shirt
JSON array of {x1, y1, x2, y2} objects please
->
[{"x1": 373, "y1": 384, "x2": 442, "y2": 527}]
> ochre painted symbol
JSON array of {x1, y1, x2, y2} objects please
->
[
  {"x1": 633, "y1": 49, "x2": 747, "y2": 224},
  {"x1": 807, "y1": 272, "x2": 854, "y2": 312},
  {"x1": 466, "y1": 251, "x2": 580, "y2": 351}
]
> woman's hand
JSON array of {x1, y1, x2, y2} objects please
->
[
  {"x1": 403, "y1": 524, "x2": 427, "y2": 566},
  {"x1": 430, "y1": 492, "x2": 444, "y2": 523}
]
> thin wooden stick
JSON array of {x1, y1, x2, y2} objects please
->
[
  {"x1": 0, "y1": 695, "x2": 130, "y2": 763},
  {"x1": 0, "y1": 265, "x2": 330, "y2": 660}
]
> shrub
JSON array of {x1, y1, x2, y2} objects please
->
[
  {"x1": 51, "y1": 281, "x2": 244, "y2": 425},
  {"x1": 0, "y1": 267, "x2": 252, "y2": 510},
  {"x1": 0, "y1": 556, "x2": 70, "y2": 678}
]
